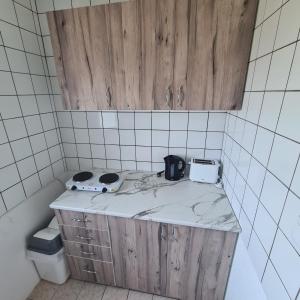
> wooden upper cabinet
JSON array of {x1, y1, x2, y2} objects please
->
[{"x1": 48, "y1": 0, "x2": 258, "y2": 110}]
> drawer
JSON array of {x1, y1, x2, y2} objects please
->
[
  {"x1": 64, "y1": 240, "x2": 112, "y2": 262},
  {"x1": 55, "y1": 210, "x2": 108, "y2": 230},
  {"x1": 60, "y1": 225, "x2": 110, "y2": 247},
  {"x1": 66, "y1": 255, "x2": 115, "y2": 285}
]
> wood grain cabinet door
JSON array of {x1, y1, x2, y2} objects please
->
[
  {"x1": 48, "y1": 5, "x2": 113, "y2": 110},
  {"x1": 165, "y1": 225, "x2": 237, "y2": 300},
  {"x1": 108, "y1": 216, "x2": 167, "y2": 295}
]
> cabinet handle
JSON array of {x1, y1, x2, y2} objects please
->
[
  {"x1": 82, "y1": 269, "x2": 97, "y2": 274},
  {"x1": 71, "y1": 218, "x2": 84, "y2": 223},
  {"x1": 177, "y1": 86, "x2": 184, "y2": 107},
  {"x1": 80, "y1": 250, "x2": 96, "y2": 256},
  {"x1": 76, "y1": 235, "x2": 94, "y2": 241},
  {"x1": 106, "y1": 87, "x2": 112, "y2": 107},
  {"x1": 165, "y1": 86, "x2": 172, "y2": 108}
]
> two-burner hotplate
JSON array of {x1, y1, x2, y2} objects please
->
[{"x1": 66, "y1": 170, "x2": 123, "y2": 193}]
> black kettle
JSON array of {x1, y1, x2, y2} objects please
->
[{"x1": 163, "y1": 155, "x2": 186, "y2": 181}]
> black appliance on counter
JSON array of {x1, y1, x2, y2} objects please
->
[{"x1": 158, "y1": 155, "x2": 186, "y2": 181}]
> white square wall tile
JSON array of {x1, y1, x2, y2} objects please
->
[
  {"x1": 36, "y1": 0, "x2": 54, "y2": 12},
  {"x1": 135, "y1": 113, "x2": 151, "y2": 129},
  {"x1": 152, "y1": 113, "x2": 169, "y2": 130},
  {"x1": 279, "y1": 192, "x2": 300, "y2": 253},
  {"x1": 169, "y1": 131, "x2": 187, "y2": 148},
  {"x1": 260, "y1": 171, "x2": 288, "y2": 223},
  {"x1": 152, "y1": 147, "x2": 168, "y2": 163},
  {"x1": 255, "y1": 0, "x2": 267, "y2": 26},
  {"x1": 53, "y1": 0, "x2": 72, "y2": 10},
  {"x1": 136, "y1": 146, "x2": 151, "y2": 162},
  {"x1": 23, "y1": 173, "x2": 41, "y2": 198},
  {"x1": 0, "y1": 143, "x2": 14, "y2": 168},
  {"x1": 239, "y1": 209, "x2": 252, "y2": 245},
  {"x1": 247, "y1": 158, "x2": 266, "y2": 197},
  {"x1": 60, "y1": 128, "x2": 75, "y2": 143},
  {"x1": 102, "y1": 112, "x2": 117, "y2": 128},
  {"x1": 248, "y1": 231, "x2": 268, "y2": 279},
  {"x1": 0, "y1": 164, "x2": 20, "y2": 191},
  {"x1": 0, "y1": 121, "x2": 8, "y2": 144},
  {"x1": 87, "y1": 112, "x2": 103, "y2": 128},
  {"x1": 242, "y1": 185, "x2": 259, "y2": 224},
  {"x1": 66, "y1": 158, "x2": 79, "y2": 171},
  {"x1": 264, "y1": 0, "x2": 282, "y2": 19},
  {"x1": 0, "y1": 71, "x2": 16, "y2": 95},
  {"x1": 63, "y1": 143, "x2": 77, "y2": 157},
  {"x1": 4, "y1": 118, "x2": 27, "y2": 141},
  {"x1": 268, "y1": 135, "x2": 300, "y2": 186},
  {"x1": 24, "y1": 115, "x2": 43, "y2": 135},
  {"x1": 241, "y1": 122, "x2": 257, "y2": 153},
  {"x1": 0, "y1": 46, "x2": 9, "y2": 71},
  {"x1": 57, "y1": 112, "x2": 72, "y2": 128},
  {"x1": 74, "y1": 129, "x2": 89, "y2": 144},
  {"x1": 206, "y1": 132, "x2": 223, "y2": 149},
  {"x1": 0, "y1": 195, "x2": 6, "y2": 216},
  {"x1": 136, "y1": 130, "x2": 151, "y2": 146},
  {"x1": 187, "y1": 131, "x2": 206, "y2": 148},
  {"x1": 89, "y1": 129, "x2": 104, "y2": 144},
  {"x1": 170, "y1": 113, "x2": 188, "y2": 130},
  {"x1": 246, "y1": 92, "x2": 264, "y2": 124},
  {"x1": 39, "y1": 166, "x2": 54, "y2": 187},
  {"x1": 6, "y1": 48, "x2": 29, "y2": 73},
  {"x1": 13, "y1": 73, "x2": 34, "y2": 94},
  {"x1": 41, "y1": 113, "x2": 56, "y2": 131},
  {"x1": 35, "y1": 150, "x2": 50, "y2": 170},
  {"x1": 120, "y1": 146, "x2": 135, "y2": 161},
  {"x1": 186, "y1": 148, "x2": 204, "y2": 161},
  {"x1": 253, "y1": 127, "x2": 274, "y2": 167},
  {"x1": 72, "y1": 0, "x2": 90, "y2": 8},
  {"x1": 0, "y1": 96, "x2": 22, "y2": 119},
  {"x1": 277, "y1": 92, "x2": 300, "y2": 143},
  {"x1": 259, "y1": 92, "x2": 284, "y2": 131},
  {"x1": 188, "y1": 113, "x2": 208, "y2": 131},
  {"x1": 2, "y1": 183, "x2": 25, "y2": 210},
  {"x1": 205, "y1": 150, "x2": 221, "y2": 160},
  {"x1": 266, "y1": 44, "x2": 295, "y2": 91},
  {"x1": 136, "y1": 161, "x2": 151, "y2": 171},
  {"x1": 237, "y1": 148, "x2": 251, "y2": 179},
  {"x1": 30, "y1": 133, "x2": 47, "y2": 153},
  {"x1": 104, "y1": 129, "x2": 119, "y2": 144},
  {"x1": 0, "y1": 22, "x2": 23, "y2": 51},
  {"x1": 288, "y1": 42, "x2": 300, "y2": 90},
  {"x1": 105, "y1": 145, "x2": 120, "y2": 160},
  {"x1": 10, "y1": 138, "x2": 32, "y2": 161},
  {"x1": 152, "y1": 131, "x2": 169, "y2": 147},
  {"x1": 257, "y1": 11, "x2": 280, "y2": 57},
  {"x1": 118, "y1": 112, "x2": 134, "y2": 129},
  {"x1": 91, "y1": 144, "x2": 105, "y2": 159},
  {"x1": 17, "y1": 156, "x2": 37, "y2": 179},
  {"x1": 121, "y1": 160, "x2": 136, "y2": 171},
  {"x1": 250, "y1": 27, "x2": 262, "y2": 60},
  {"x1": 275, "y1": 0, "x2": 300, "y2": 50},
  {"x1": 208, "y1": 113, "x2": 226, "y2": 131},
  {"x1": 270, "y1": 230, "x2": 300, "y2": 299},
  {"x1": 19, "y1": 96, "x2": 39, "y2": 116},
  {"x1": 119, "y1": 130, "x2": 135, "y2": 145},
  {"x1": 254, "y1": 203, "x2": 277, "y2": 254},
  {"x1": 262, "y1": 262, "x2": 290, "y2": 300},
  {"x1": 251, "y1": 54, "x2": 271, "y2": 91},
  {"x1": 77, "y1": 144, "x2": 91, "y2": 158},
  {"x1": 71, "y1": 112, "x2": 87, "y2": 128},
  {"x1": 291, "y1": 160, "x2": 300, "y2": 198}
]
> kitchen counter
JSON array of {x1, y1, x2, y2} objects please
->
[{"x1": 50, "y1": 169, "x2": 241, "y2": 233}]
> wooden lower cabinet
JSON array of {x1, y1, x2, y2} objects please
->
[
  {"x1": 56, "y1": 210, "x2": 237, "y2": 300},
  {"x1": 108, "y1": 217, "x2": 237, "y2": 300}
]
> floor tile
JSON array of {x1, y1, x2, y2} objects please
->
[
  {"x1": 28, "y1": 280, "x2": 58, "y2": 300},
  {"x1": 77, "y1": 282, "x2": 106, "y2": 300}
]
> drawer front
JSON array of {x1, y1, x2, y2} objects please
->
[
  {"x1": 60, "y1": 225, "x2": 110, "y2": 247},
  {"x1": 64, "y1": 241, "x2": 112, "y2": 262},
  {"x1": 55, "y1": 210, "x2": 108, "y2": 230},
  {"x1": 66, "y1": 255, "x2": 115, "y2": 285}
]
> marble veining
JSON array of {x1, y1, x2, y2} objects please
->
[{"x1": 50, "y1": 169, "x2": 241, "y2": 232}]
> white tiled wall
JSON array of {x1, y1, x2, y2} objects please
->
[
  {"x1": 222, "y1": 0, "x2": 300, "y2": 299},
  {"x1": 0, "y1": 0, "x2": 65, "y2": 218}
]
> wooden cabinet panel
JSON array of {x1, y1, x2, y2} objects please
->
[
  {"x1": 48, "y1": 0, "x2": 257, "y2": 110},
  {"x1": 108, "y1": 216, "x2": 166, "y2": 294},
  {"x1": 55, "y1": 209, "x2": 108, "y2": 230},
  {"x1": 186, "y1": 0, "x2": 258, "y2": 110},
  {"x1": 66, "y1": 255, "x2": 115, "y2": 285},
  {"x1": 64, "y1": 241, "x2": 112, "y2": 262},
  {"x1": 165, "y1": 224, "x2": 237, "y2": 300},
  {"x1": 60, "y1": 225, "x2": 110, "y2": 247}
]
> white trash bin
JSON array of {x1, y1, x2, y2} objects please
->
[
  {"x1": 27, "y1": 217, "x2": 70, "y2": 284},
  {"x1": 27, "y1": 247, "x2": 69, "y2": 284}
]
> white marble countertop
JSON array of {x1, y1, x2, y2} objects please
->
[{"x1": 50, "y1": 169, "x2": 241, "y2": 233}]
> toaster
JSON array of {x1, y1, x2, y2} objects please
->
[{"x1": 189, "y1": 158, "x2": 220, "y2": 184}]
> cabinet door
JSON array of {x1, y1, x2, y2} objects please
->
[
  {"x1": 48, "y1": 5, "x2": 112, "y2": 110},
  {"x1": 108, "y1": 216, "x2": 167, "y2": 294},
  {"x1": 186, "y1": 0, "x2": 258, "y2": 110},
  {"x1": 165, "y1": 224, "x2": 237, "y2": 300}
]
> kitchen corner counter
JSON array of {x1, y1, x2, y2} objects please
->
[{"x1": 50, "y1": 169, "x2": 241, "y2": 233}]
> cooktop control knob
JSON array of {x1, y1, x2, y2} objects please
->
[
  {"x1": 71, "y1": 185, "x2": 77, "y2": 191},
  {"x1": 102, "y1": 187, "x2": 108, "y2": 193}
]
